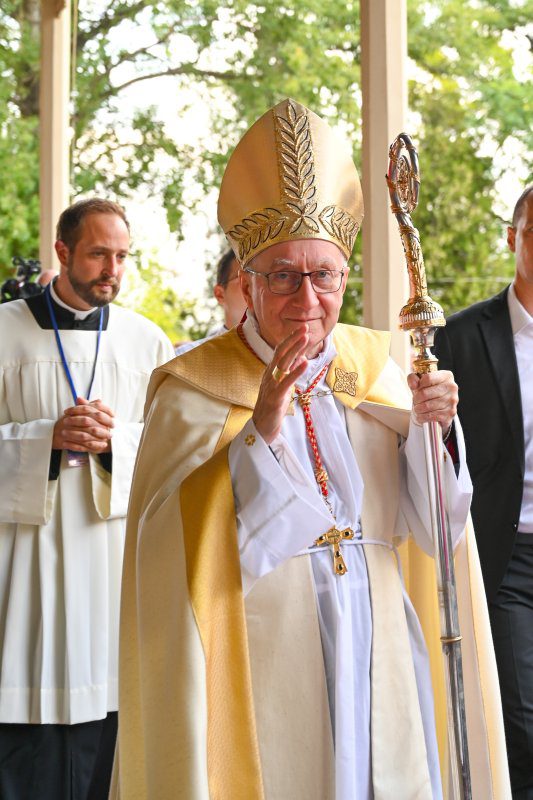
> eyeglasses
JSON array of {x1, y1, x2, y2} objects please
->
[{"x1": 243, "y1": 267, "x2": 345, "y2": 295}]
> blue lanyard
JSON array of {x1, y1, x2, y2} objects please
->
[{"x1": 45, "y1": 285, "x2": 103, "y2": 404}]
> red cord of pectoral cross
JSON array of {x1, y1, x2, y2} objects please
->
[
  {"x1": 294, "y1": 365, "x2": 331, "y2": 501},
  {"x1": 235, "y1": 324, "x2": 355, "y2": 576},
  {"x1": 294, "y1": 366, "x2": 356, "y2": 576}
]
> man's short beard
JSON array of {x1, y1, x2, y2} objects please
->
[{"x1": 67, "y1": 263, "x2": 121, "y2": 307}]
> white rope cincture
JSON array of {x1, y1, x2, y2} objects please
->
[{"x1": 300, "y1": 536, "x2": 404, "y2": 580}]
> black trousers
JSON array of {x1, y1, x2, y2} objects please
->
[
  {"x1": 489, "y1": 534, "x2": 533, "y2": 800},
  {"x1": 0, "y1": 712, "x2": 117, "y2": 800}
]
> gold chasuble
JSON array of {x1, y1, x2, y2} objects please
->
[{"x1": 113, "y1": 324, "x2": 509, "y2": 800}]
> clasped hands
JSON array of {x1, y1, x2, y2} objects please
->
[
  {"x1": 252, "y1": 324, "x2": 458, "y2": 446},
  {"x1": 52, "y1": 397, "x2": 114, "y2": 453}
]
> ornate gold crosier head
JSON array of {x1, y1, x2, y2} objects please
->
[
  {"x1": 387, "y1": 133, "x2": 445, "y2": 375},
  {"x1": 218, "y1": 98, "x2": 364, "y2": 266}
]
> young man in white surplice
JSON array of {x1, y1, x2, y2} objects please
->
[{"x1": 0, "y1": 198, "x2": 174, "y2": 800}]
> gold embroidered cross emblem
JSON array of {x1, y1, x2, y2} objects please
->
[
  {"x1": 245, "y1": 434, "x2": 256, "y2": 447},
  {"x1": 332, "y1": 367, "x2": 357, "y2": 397},
  {"x1": 315, "y1": 526, "x2": 355, "y2": 575}
]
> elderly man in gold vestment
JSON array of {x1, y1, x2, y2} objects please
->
[{"x1": 113, "y1": 100, "x2": 510, "y2": 799}]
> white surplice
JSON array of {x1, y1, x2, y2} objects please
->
[
  {"x1": 229, "y1": 317, "x2": 472, "y2": 800},
  {"x1": 0, "y1": 298, "x2": 174, "y2": 724}
]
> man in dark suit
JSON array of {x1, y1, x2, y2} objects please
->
[{"x1": 434, "y1": 184, "x2": 533, "y2": 799}]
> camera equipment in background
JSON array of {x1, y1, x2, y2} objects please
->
[{"x1": 1, "y1": 256, "x2": 43, "y2": 303}]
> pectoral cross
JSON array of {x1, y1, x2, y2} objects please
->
[{"x1": 314, "y1": 526, "x2": 355, "y2": 576}]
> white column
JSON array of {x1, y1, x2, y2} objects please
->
[
  {"x1": 360, "y1": 0, "x2": 410, "y2": 371},
  {"x1": 39, "y1": 0, "x2": 71, "y2": 270}
]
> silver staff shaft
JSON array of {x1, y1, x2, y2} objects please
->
[
  {"x1": 423, "y1": 418, "x2": 470, "y2": 798},
  {"x1": 387, "y1": 133, "x2": 471, "y2": 799}
]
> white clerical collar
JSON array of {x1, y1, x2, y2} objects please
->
[
  {"x1": 242, "y1": 314, "x2": 337, "y2": 383},
  {"x1": 49, "y1": 280, "x2": 98, "y2": 321},
  {"x1": 508, "y1": 283, "x2": 533, "y2": 338}
]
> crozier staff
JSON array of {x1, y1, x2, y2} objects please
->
[{"x1": 114, "y1": 100, "x2": 509, "y2": 800}]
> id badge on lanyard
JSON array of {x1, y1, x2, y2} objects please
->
[
  {"x1": 45, "y1": 286, "x2": 103, "y2": 467},
  {"x1": 67, "y1": 450, "x2": 90, "y2": 467}
]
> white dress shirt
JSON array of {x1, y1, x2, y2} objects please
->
[{"x1": 508, "y1": 283, "x2": 533, "y2": 532}]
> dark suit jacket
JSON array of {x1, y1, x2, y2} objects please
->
[{"x1": 434, "y1": 286, "x2": 525, "y2": 602}]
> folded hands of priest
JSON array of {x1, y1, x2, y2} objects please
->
[{"x1": 52, "y1": 396, "x2": 115, "y2": 453}]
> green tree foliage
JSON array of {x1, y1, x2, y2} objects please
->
[
  {"x1": 118, "y1": 258, "x2": 208, "y2": 345},
  {"x1": 0, "y1": 0, "x2": 531, "y2": 325},
  {"x1": 407, "y1": 0, "x2": 533, "y2": 312},
  {"x1": 0, "y1": 0, "x2": 40, "y2": 273}
]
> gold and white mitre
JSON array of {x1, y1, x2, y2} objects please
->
[{"x1": 218, "y1": 98, "x2": 364, "y2": 266}]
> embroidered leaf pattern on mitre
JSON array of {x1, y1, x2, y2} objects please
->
[
  {"x1": 286, "y1": 201, "x2": 320, "y2": 233},
  {"x1": 275, "y1": 101, "x2": 318, "y2": 232},
  {"x1": 319, "y1": 206, "x2": 360, "y2": 253},
  {"x1": 228, "y1": 208, "x2": 287, "y2": 261}
]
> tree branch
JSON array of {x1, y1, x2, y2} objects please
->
[
  {"x1": 111, "y1": 27, "x2": 177, "y2": 68},
  {"x1": 76, "y1": 139, "x2": 137, "y2": 155},
  {"x1": 109, "y1": 63, "x2": 242, "y2": 96},
  {"x1": 77, "y1": 1, "x2": 148, "y2": 51}
]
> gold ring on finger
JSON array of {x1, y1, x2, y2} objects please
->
[{"x1": 272, "y1": 365, "x2": 290, "y2": 382}]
